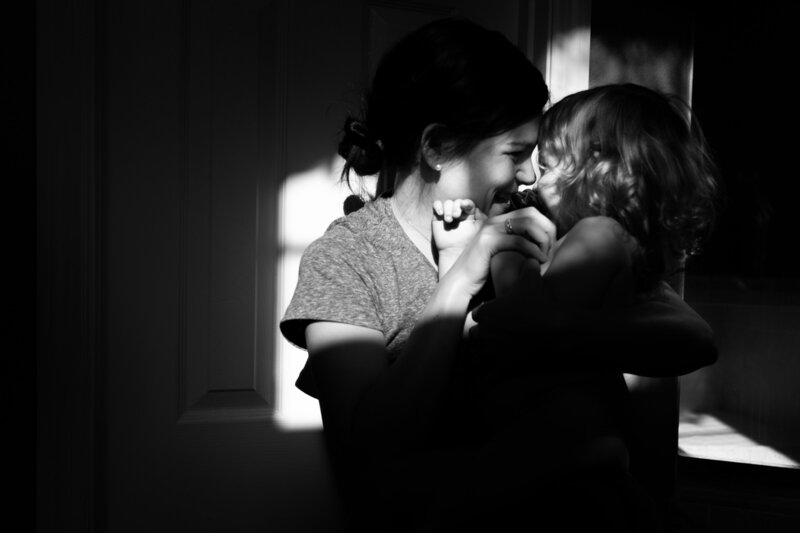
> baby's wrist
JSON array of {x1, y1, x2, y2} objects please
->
[
  {"x1": 436, "y1": 248, "x2": 463, "y2": 278},
  {"x1": 437, "y1": 247, "x2": 464, "y2": 259}
]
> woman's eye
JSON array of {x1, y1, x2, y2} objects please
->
[{"x1": 508, "y1": 150, "x2": 532, "y2": 164}]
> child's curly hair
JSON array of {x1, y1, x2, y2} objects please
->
[{"x1": 536, "y1": 83, "x2": 719, "y2": 290}]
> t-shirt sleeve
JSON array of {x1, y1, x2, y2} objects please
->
[{"x1": 279, "y1": 233, "x2": 382, "y2": 350}]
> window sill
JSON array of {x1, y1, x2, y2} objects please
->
[{"x1": 679, "y1": 410, "x2": 799, "y2": 469}]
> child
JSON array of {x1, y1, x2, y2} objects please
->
[
  {"x1": 436, "y1": 82, "x2": 718, "y2": 340},
  {"x1": 492, "y1": 83, "x2": 718, "y2": 309},
  {"x1": 432, "y1": 82, "x2": 719, "y2": 491}
]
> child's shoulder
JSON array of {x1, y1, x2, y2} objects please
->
[
  {"x1": 559, "y1": 216, "x2": 639, "y2": 263},
  {"x1": 571, "y1": 215, "x2": 627, "y2": 238}
]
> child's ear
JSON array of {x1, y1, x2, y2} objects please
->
[{"x1": 420, "y1": 123, "x2": 448, "y2": 171}]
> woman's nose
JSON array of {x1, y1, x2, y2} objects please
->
[{"x1": 516, "y1": 157, "x2": 536, "y2": 185}]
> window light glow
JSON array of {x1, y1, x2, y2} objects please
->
[
  {"x1": 679, "y1": 411, "x2": 799, "y2": 469},
  {"x1": 273, "y1": 156, "x2": 374, "y2": 431}
]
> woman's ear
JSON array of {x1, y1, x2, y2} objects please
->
[{"x1": 420, "y1": 123, "x2": 447, "y2": 172}]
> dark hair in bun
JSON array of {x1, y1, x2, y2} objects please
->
[
  {"x1": 338, "y1": 117, "x2": 384, "y2": 176},
  {"x1": 338, "y1": 17, "x2": 549, "y2": 206}
]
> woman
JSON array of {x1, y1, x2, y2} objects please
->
[{"x1": 280, "y1": 18, "x2": 715, "y2": 532}]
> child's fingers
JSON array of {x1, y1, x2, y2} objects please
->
[
  {"x1": 443, "y1": 199, "x2": 454, "y2": 222},
  {"x1": 452, "y1": 199, "x2": 464, "y2": 220},
  {"x1": 453, "y1": 198, "x2": 477, "y2": 219},
  {"x1": 434, "y1": 198, "x2": 480, "y2": 223},
  {"x1": 433, "y1": 200, "x2": 444, "y2": 218}
]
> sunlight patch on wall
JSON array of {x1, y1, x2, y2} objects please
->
[
  {"x1": 547, "y1": 27, "x2": 591, "y2": 107},
  {"x1": 273, "y1": 156, "x2": 373, "y2": 431}
]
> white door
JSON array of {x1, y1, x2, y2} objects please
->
[{"x1": 38, "y1": 1, "x2": 560, "y2": 532}]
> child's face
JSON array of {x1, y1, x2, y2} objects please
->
[
  {"x1": 438, "y1": 118, "x2": 540, "y2": 216},
  {"x1": 533, "y1": 149, "x2": 563, "y2": 216}
]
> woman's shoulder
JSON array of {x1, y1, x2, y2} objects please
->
[
  {"x1": 302, "y1": 197, "x2": 396, "y2": 261},
  {"x1": 331, "y1": 195, "x2": 391, "y2": 231}
]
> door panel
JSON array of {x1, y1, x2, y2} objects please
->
[{"x1": 180, "y1": 0, "x2": 280, "y2": 423}]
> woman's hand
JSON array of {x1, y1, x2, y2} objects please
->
[{"x1": 436, "y1": 204, "x2": 557, "y2": 298}]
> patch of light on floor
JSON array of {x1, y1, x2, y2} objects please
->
[
  {"x1": 273, "y1": 156, "x2": 376, "y2": 431},
  {"x1": 678, "y1": 411, "x2": 799, "y2": 469}
]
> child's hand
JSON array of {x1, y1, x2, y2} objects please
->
[
  {"x1": 432, "y1": 198, "x2": 485, "y2": 251},
  {"x1": 432, "y1": 199, "x2": 486, "y2": 277}
]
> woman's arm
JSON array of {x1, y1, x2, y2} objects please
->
[
  {"x1": 306, "y1": 277, "x2": 470, "y2": 459},
  {"x1": 306, "y1": 207, "x2": 555, "y2": 460}
]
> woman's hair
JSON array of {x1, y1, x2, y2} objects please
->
[
  {"x1": 537, "y1": 83, "x2": 719, "y2": 289},
  {"x1": 338, "y1": 17, "x2": 549, "y2": 202}
]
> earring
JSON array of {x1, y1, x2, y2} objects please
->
[{"x1": 434, "y1": 163, "x2": 442, "y2": 171}]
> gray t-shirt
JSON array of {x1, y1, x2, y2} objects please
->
[{"x1": 280, "y1": 196, "x2": 438, "y2": 397}]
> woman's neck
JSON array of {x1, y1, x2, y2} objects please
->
[{"x1": 391, "y1": 175, "x2": 436, "y2": 242}]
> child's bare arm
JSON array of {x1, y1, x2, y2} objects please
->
[
  {"x1": 543, "y1": 216, "x2": 637, "y2": 309},
  {"x1": 471, "y1": 217, "x2": 717, "y2": 375},
  {"x1": 432, "y1": 199, "x2": 484, "y2": 278},
  {"x1": 491, "y1": 251, "x2": 541, "y2": 297}
]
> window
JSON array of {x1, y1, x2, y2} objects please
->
[
  {"x1": 589, "y1": 0, "x2": 799, "y2": 470},
  {"x1": 678, "y1": 2, "x2": 799, "y2": 469}
]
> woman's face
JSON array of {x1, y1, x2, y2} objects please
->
[{"x1": 438, "y1": 118, "x2": 539, "y2": 215}]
